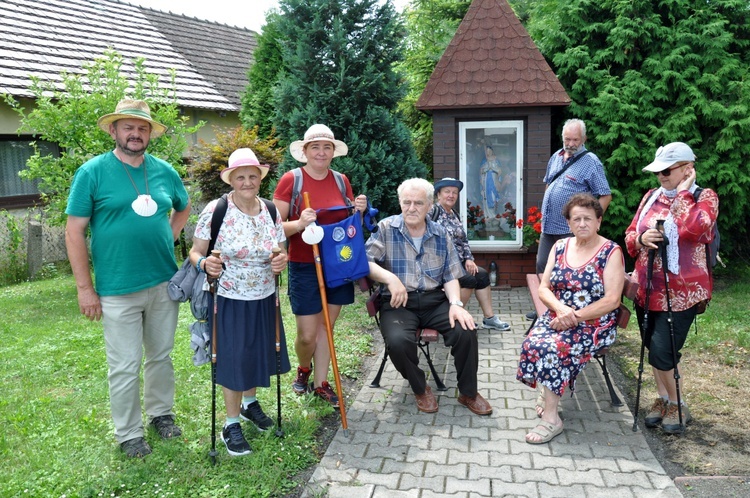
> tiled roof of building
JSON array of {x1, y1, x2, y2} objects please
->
[
  {"x1": 0, "y1": 0, "x2": 257, "y2": 111},
  {"x1": 416, "y1": 0, "x2": 570, "y2": 111}
]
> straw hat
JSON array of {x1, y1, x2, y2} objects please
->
[
  {"x1": 220, "y1": 148, "x2": 269, "y2": 184},
  {"x1": 97, "y1": 99, "x2": 167, "y2": 138},
  {"x1": 289, "y1": 124, "x2": 348, "y2": 163}
]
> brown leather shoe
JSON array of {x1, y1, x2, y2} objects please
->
[
  {"x1": 415, "y1": 386, "x2": 438, "y2": 413},
  {"x1": 458, "y1": 392, "x2": 493, "y2": 416}
]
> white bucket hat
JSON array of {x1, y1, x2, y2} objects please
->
[
  {"x1": 289, "y1": 124, "x2": 348, "y2": 163},
  {"x1": 643, "y1": 142, "x2": 696, "y2": 172},
  {"x1": 220, "y1": 148, "x2": 269, "y2": 184},
  {"x1": 97, "y1": 99, "x2": 167, "y2": 138}
]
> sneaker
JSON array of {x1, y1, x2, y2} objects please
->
[
  {"x1": 662, "y1": 403, "x2": 692, "y2": 434},
  {"x1": 150, "y1": 415, "x2": 182, "y2": 439},
  {"x1": 313, "y1": 381, "x2": 340, "y2": 408},
  {"x1": 121, "y1": 437, "x2": 152, "y2": 458},
  {"x1": 482, "y1": 315, "x2": 511, "y2": 331},
  {"x1": 292, "y1": 366, "x2": 313, "y2": 395},
  {"x1": 221, "y1": 422, "x2": 251, "y2": 456},
  {"x1": 240, "y1": 400, "x2": 274, "y2": 432},
  {"x1": 525, "y1": 311, "x2": 538, "y2": 321},
  {"x1": 644, "y1": 397, "x2": 667, "y2": 428}
]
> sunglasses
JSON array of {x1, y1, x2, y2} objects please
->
[{"x1": 654, "y1": 163, "x2": 686, "y2": 177}]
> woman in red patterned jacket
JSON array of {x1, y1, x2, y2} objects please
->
[{"x1": 625, "y1": 142, "x2": 718, "y2": 435}]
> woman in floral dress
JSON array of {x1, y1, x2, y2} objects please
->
[
  {"x1": 190, "y1": 148, "x2": 290, "y2": 456},
  {"x1": 517, "y1": 193, "x2": 625, "y2": 444}
]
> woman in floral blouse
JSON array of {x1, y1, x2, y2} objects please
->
[
  {"x1": 191, "y1": 148, "x2": 290, "y2": 456},
  {"x1": 517, "y1": 193, "x2": 625, "y2": 444},
  {"x1": 625, "y1": 142, "x2": 717, "y2": 435},
  {"x1": 430, "y1": 177, "x2": 510, "y2": 331}
]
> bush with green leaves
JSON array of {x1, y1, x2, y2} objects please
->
[
  {"x1": 189, "y1": 125, "x2": 284, "y2": 201},
  {"x1": 525, "y1": 0, "x2": 750, "y2": 256},
  {"x1": 3, "y1": 49, "x2": 204, "y2": 225}
]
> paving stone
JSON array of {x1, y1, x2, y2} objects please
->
[
  {"x1": 445, "y1": 477, "x2": 492, "y2": 495},
  {"x1": 304, "y1": 288, "x2": 683, "y2": 498}
]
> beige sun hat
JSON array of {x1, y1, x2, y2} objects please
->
[
  {"x1": 220, "y1": 148, "x2": 269, "y2": 184},
  {"x1": 289, "y1": 124, "x2": 348, "y2": 163},
  {"x1": 97, "y1": 99, "x2": 167, "y2": 138}
]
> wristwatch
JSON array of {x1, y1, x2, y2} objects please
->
[{"x1": 449, "y1": 300, "x2": 464, "y2": 307}]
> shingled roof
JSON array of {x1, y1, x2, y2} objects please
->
[
  {"x1": 416, "y1": 0, "x2": 570, "y2": 111},
  {"x1": 0, "y1": 0, "x2": 257, "y2": 111}
]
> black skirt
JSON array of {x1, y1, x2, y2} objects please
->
[{"x1": 209, "y1": 293, "x2": 291, "y2": 392}]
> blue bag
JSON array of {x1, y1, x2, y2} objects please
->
[{"x1": 318, "y1": 204, "x2": 378, "y2": 288}]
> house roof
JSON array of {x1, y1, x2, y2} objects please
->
[
  {"x1": 416, "y1": 0, "x2": 570, "y2": 111},
  {"x1": 0, "y1": 0, "x2": 257, "y2": 111}
]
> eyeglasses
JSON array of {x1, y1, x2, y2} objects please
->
[{"x1": 654, "y1": 163, "x2": 687, "y2": 177}]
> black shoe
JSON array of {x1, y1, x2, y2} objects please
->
[
  {"x1": 525, "y1": 311, "x2": 538, "y2": 321},
  {"x1": 240, "y1": 400, "x2": 274, "y2": 431},
  {"x1": 150, "y1": 415, "x2": 182, "y2": 439},
  {"x1": 121, "y1": 437, "x2": 152, "y2": 458},
  {"x1": 221, "y1": 422, "x2": 251, "y2": 456}
]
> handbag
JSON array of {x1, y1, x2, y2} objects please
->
[{"x1": 318, "y1": 204, "x2": 378, "y2": 288}]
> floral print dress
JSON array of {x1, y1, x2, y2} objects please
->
[{"x1": 517, "y1": 238, "x2": 620, "y2": 396}]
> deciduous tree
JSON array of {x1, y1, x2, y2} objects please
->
[{"x1": 4, "y1": 50, "x2": 202, "y2": 225}]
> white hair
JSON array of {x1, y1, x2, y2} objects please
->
[
  {"x1": 563, "y1": 118, "x2": 587, "y2": 139},
  {"x1": 397, "y1": 178, "x2": 434, "y2": 203}
]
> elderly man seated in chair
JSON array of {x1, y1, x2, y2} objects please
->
[{"x1": 365, "y1": 178, "x2": 492, "y2": 415}]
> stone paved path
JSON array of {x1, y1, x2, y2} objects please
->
[{"x1": 301, "y1": 287, "x2": 682, "y2": 497}]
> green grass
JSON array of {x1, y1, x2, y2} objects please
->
[
  {"x1": 616, "y1": 263, "x2": 750, "y2": 374},
  {"x1": 0, "y1": 272, "x2": 373, "y2": 498}
]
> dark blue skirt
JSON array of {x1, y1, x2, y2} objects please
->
[{"x1": 209, "y1": 293, "x2": 291, "y2": 392}]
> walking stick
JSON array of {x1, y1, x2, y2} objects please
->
[
  {"x1": 208, "y1": 249, "x2": 221, "y2": 464},
  {"x1": 633, "y1": 246, "x2": 656, "y2": 432},
  {"x1": 303, "y1": 192, "x2": 349, "y2": 436},
  {"x1": 658, "y1": 220, "x2": 684, "y2": 433},
  {"x1": 271, "y1": 246, "x2": 284, "y2": 438}
]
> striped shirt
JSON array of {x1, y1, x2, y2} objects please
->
[
  {"x1": 541, "y1": 146, "x2": 611, "y2": 235},
  {"x1": 365, "y1": 214, "x2": 465, "y2": 292}
]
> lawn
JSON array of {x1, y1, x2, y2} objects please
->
[
  {"x1": 0, "y1": 272, "x2": 374, "y2": 498},
  {"x1": 613, "y1": 262, "x2": 750, "y2": 475}
]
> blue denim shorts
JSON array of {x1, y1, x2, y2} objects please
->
[{"x1": 288, "y1": 262, "x2": 354, "y2": 315}]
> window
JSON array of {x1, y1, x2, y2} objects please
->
[
  {"x1": 0, "y1": 137, "x2": 59, "y2": 209},
  {"x1": 459, "y1": 121, "x2": 524, "y2": 249}
]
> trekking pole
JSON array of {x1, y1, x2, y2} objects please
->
[
  {"x1": 303, "y1": 192, "x2": 349, "y2": 437},
  {"x1": 658, "y1": 220, "x2": 684, "y2": 433},
  {"x1": 271, "y1": 246, "x2": 284, "y2": 438},
  {"x1": 633, "y1": 245, "x2": 656, "y2": 432},
  {"x1": 208, "y1": 249, "x2": 221, "y2": 465}
]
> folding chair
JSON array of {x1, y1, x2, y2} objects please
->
[{"x1": 361, "y1": 279, "x2": 447, "y2": 391}]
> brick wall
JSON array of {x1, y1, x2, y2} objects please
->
[{"x1": 431, "y1": 106, "x2": 558, "y2": 287}]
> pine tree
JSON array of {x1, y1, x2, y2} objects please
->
[
  {"x1": 271, "y1": 0, "x2": 426, "y2": 216},
  {"x1": 526, "y1": 0, "x2": 750, "y2": 252}
]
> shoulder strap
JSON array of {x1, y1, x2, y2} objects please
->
[
  {"x1": 208, "y1": 194, "x2": 228, "y2": 255},
  {"x1": 331, "y1": 170, "x2": 352, "y2": 207},
  {"x1": 429, "y1": 205, "x2": 440, "y2": 221},
  {"x1": 290, "y1": 168, "x2": 303, "y2": 218},
  {"x1": 290, "y1": 167, "x2": 351, "y2": 217},
  {"x1": 260, "y1": 197, "x2": 277, "y2": 223},
  {"x1": 547, "y1": 150, "x2": 590, "y2": 186}
]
